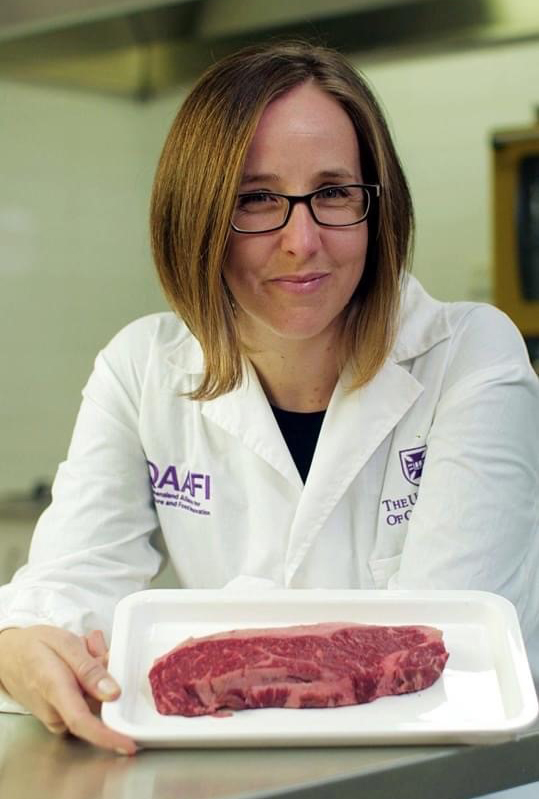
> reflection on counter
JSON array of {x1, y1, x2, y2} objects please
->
[
  {"x1": 0, "y1": 712, "x2": 446, "y2": 799},
  {"x1": 1, "y1": 712, "x2": 539, "y2": 799},
  {"x1": 0, "y1": 716, "x2": 132, "y2": 799}
]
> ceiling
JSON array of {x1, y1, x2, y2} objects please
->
[{"x1": 1, "y1": 0, "x2": 538, "y2": 99}]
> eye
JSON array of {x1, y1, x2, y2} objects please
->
[
  {"x1": 236, "y1": 192, "x2": 283, "y2": 215},
  {"x1": 237, "y1": 192, "x2": 275, "y2": 208},
  {"x1": 317, "y1": 185, "x2": 350, "y2": 200}
]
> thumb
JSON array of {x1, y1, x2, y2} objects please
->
[{"x1": 47, "y1": 631, "x2": 121, "y2": 702}]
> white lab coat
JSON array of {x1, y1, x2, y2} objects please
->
[{"x1": 1, "y1": 275, "x2": 538, "y2": 712}]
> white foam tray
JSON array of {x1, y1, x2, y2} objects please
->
[{"x1": 101, "y1": 589, "x2": 538, "y2": 748}]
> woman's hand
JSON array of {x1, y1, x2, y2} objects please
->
[{"x1": 0, "y1": 625, "x2": 137, "y2": 754}]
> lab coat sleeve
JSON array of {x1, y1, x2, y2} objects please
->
[
  {"x1": 390, "y1": 305, "x2": 539, "y2": 666},
  {"x1": 0, "y1": 318, "x2": 163, "y2": 711}
]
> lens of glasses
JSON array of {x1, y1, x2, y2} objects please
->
[
  {"x1": 232, "y1": 185, "x2": 370, "y2": 233},
  {"x1": 232, "y1": 192, "x2": 288, "y2": 232},
  {"x1": 313, "y1": 186, "x2": 368, "y2": 226}
]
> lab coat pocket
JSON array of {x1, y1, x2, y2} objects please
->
[{"x1": 369, "y1": 554, "x2": 402, "y2": 589}]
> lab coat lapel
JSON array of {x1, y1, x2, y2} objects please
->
[
  {"x1": 201, "y1": 361, "x2": 303, "y2": 489},
  {"x1": 165, "y1": 330, "x2": 301, "y2": 487},
  {"x1": 284, "y1": 359, "x2": 424, "y2": 584}
]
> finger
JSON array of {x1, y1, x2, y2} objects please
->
[
  {"x1": 46, "y1": 631, "x2": 120, "y2": 703},
  {"x1": 84, "y1": 631, "x2": 109, "y2": 669},
  {"x1": 0, "y1": 628, "x2": 136, "y2": 754},
  {"x1": 25, "y1": 698, "x2": 68, "y2": 736},
  {"x1": 86, "y1": 695, "x2": 102, "y2": 716},
  {"x1": 85, "y1": 630, "x2": 108, "y2": 659},
  {"x1": 29, "y1": 697, "x2": 69, "y2": 735},
  {"x1": 46, "y1": 718, "x2": 68, "y2": 735},
  {"x1": 40, "y1": 651, "x2": 136, "y2": 754},
  {"x1": 64, "y1": 694, "x2": 136, "y2": 754}
]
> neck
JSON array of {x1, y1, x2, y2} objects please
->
[{"x1": 241, "y1": 325, "x2": 341, "y2": 412}]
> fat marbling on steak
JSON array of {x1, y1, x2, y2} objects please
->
[{"x1": 148, "y1": 621, "x2": 449, "y2": 716}]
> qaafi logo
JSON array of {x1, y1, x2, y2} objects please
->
[
  {"x1": 399, "y1": 445, "x2": 427, "y2": 486},
  {"x1": 147, "y1": 460, "x2": 212, "y2": 516}
]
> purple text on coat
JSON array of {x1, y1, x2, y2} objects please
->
[
  {"x1": 381, "y1": 492, "x2": 417, "y2": 525},
  {"x1": 147, "y1": 461, "x2": 211, "y2": 499}
]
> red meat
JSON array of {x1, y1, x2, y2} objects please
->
[{"x1": 148, "y1": 621, "x2": 449, "y2": 716}]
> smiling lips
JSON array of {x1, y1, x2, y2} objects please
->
[{"x1": 269, "y1": 272, "x2": 330, "y2": 294}]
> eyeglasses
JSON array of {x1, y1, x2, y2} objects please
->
[{"x1": 231, "y1": 183, "x2": 380, "y2": 234}]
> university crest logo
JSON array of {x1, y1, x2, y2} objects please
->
[{"x1": 399, "y1": 446, "x2": 427, "y2": 486}]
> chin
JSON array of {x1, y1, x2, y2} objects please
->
[
  {"x1": 269, "y1": 319, "x2": 338, "y2": 342},
  {"x1": 238, "y1": 305, "x2": 345, "y2": 346}
]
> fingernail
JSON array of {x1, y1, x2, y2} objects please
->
[
  {"x1": 115, "y1": 746, "x2": 139, "y2": 756},
  {"x1": 97, "y1": 677, "x2": 119, "y2": 698}
]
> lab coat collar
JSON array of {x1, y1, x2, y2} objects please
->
[
  {"x1": 162, "y1": 275, "x2": 451, "y2": 496},
  {"x1": 165, "y1": 324, "x2": 205, "y2": 376},
  {"x1": 392, "y1": 274, "x2": 451, "y2": 362},
  {"x1": 164, "y1": 332, "x2": 301, "y2": 487},
  {"x1": 201, "y1": 361, "x2": 303, "y2": 488}
]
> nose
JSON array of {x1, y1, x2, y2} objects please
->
[{"x1": 279, "y1": 200, "x2": 322, "y2": 260}]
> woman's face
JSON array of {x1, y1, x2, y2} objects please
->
[{"x1": 223, "y1": 82, "x2": 368, "y2": 350}]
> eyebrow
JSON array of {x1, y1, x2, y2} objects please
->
[
  {"x1": 240, "y1": 172, "x2": 279, "y2": 186},
  {"x1": 240, "y1": 169, "x2": 357, "y2": 186}
]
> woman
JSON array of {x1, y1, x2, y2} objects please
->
[{"x1": 0, "y1": 40, "x2": 537, "y2": 755}]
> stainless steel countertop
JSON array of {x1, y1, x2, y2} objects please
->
[{"x1": 1, "y1": 714, "x2": 538, "y2": 799}]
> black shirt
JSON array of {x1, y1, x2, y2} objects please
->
[{"x1": 271, "y1": 405, "x2": 326, "y2": 483}]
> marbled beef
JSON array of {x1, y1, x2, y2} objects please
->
[{"x1": 148, "y1": 621, "x2": 449, "y2": 716}]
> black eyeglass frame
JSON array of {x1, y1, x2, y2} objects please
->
[{"x1": 230, "y1": 183, "x2": 381, "y2": 234}]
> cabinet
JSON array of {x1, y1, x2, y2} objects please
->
[{"x1": 492, "y1": 122, "x2": 539, "y2": 373}]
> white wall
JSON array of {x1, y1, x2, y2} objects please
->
[
  {"x1": 1, "y1": 38, "x2": 538, "y2": 493},
  {"x1": 0, "y1": 81, "x2": 177, "y2": 493}
]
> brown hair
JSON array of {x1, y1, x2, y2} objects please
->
[{"x1": 150, "y1": 40, "x2": 414, "y2": 400}]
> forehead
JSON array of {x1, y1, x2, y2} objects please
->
[{"x1": 243, "y1": 82, "x2": 360, "y2": 177}]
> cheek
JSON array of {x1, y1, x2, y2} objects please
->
[
  {"x1": 224, "y1": 236, "x2": 249, "y2": 282},
  {"x1": 354, "y1": 225, "x2": 369, "y2": 259},
  {"x1": 334, "y1": 228, "x2": 368, "y2": 279},
  {"x1": 223, "y1": 237, "x2": 268, "y2": 293}
]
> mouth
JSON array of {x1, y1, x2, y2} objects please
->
[
  {"x1": 268, "y1": 272, "x2": 330, "y2": 294},
  {"x1": 271, "y1": 272, "x2": 329, "y2": 284}
]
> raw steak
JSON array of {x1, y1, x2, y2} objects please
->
[{"x1": 148, "y1": 621, "x2": 449, "y2": 716}]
